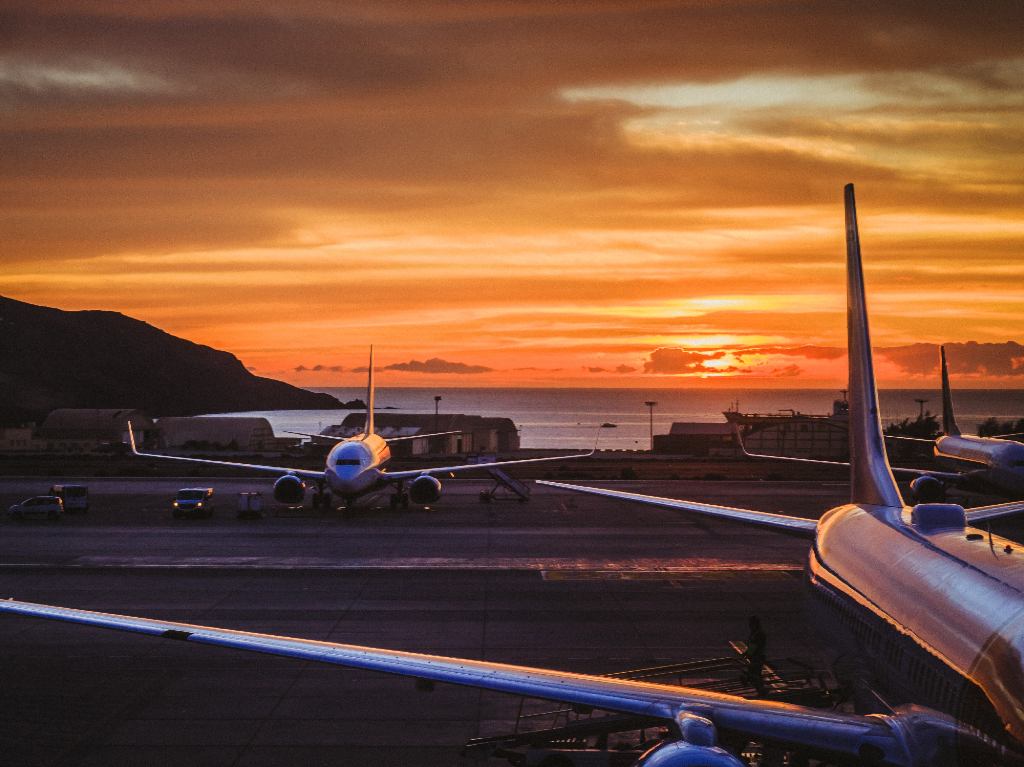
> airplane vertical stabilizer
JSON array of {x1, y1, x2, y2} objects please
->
[
  {"x1": 845, "y1": 184, "x2": 903, "y2": 509},
  {"x1": 940, "y1": 346, "x2": 961, "y2": 437},
  {"x1": 366, "y1": 346, "x2": 376, "y2": 436}
]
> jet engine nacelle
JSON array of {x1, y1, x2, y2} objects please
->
[
  {"x1": 634, "y1": 740, "x2": 745, "y2": 767},
  {"x1": 273, "y1": 474, "x2": 306, "y2": 504},
  {"x1": 409, "y1": 474, "x2": 442, "y2": 504},
  {"x1": 910, "y1": 474, "x2": 945, "y2": 504}
]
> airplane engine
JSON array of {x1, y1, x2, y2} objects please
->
[
  {"x1": 634, "y1": 740, "x2": 745, "y2": 766},
  {"x1": 273, "y1": 474, "x2": 306, "y2": 504},
  {"x1": 910, "y1": 475, "x2": 945, "y2": 504},
  {"x1": 633, "y1": 713, "x2": 744, "y2": 767},
  {"x1": 409, "y1": 475, "x2": 442, "y2": 504}
]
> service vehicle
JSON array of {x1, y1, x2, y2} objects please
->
[
  {"x1": 172, "y1": 488, "x2": 215, "y2": 519},
  {"x1": 49, "y1": 484, "x2": 89, "y2": 513},
  {"x1": 236, "y1": 491, "x2": 264, "y2": 519},
  {"x1": 8, "y1": 496, "x2": 63, "y2": 520}
]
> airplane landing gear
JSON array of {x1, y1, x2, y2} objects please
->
[
  {"x1": 389, "y1": 482, "x2": 410, "y2": 510},
  {"x1": 311, "y1": 482, "x2": 331, "y2": 510}
]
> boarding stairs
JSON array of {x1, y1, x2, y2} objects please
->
[{"x1": 465, "y1": 454, "x2": 531, "y2": 502}]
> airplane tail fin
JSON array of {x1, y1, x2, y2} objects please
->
[
  {"x1": 845, "y1": 184, "x2": 903, "y2": 508},
  {"x1": 940, "y1": 346, "x2": 961, "y2": 437},
  {"x1": 365, "y1": 346, "x2": 375, "y2": 436}
]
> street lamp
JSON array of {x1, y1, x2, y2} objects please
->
[
  {"x1": 915, "y1": 398, "x2": 928, "y2": 420},
  {"x1": 434, "y1": 395, "x2": 442, "y2": 432},
  {"x1": 644, "y1": 400, "x2": 657, "y2": 452}
]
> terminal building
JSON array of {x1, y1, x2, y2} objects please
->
[
  {"x1": 323, "y1": 413, "x2": 520, "y2": 457},
  {"x1": 156, "y1": 417, "x2": 299, "y2": 452},
  {"x1": 652, "y1": 423, "x2": 738, "y2": 457},
  {"x1": 37, "y1": 408, "x2": 157, "y2": 453}
]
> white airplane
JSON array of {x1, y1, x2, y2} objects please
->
[
  {"x1": 6, "y1": 185, "x2": 1024, "y2": 765},
  {"x1": 126, "y1": 348, "x2": 595, "y2": 510},
  {"x1": 888, "y1": 346, "x2": 1024, "y2": 500}
]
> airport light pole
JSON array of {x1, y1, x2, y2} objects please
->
[
  {"x1": 915, "y1": 398, "x2": 928, "y2": 420},
  {"x1": 644, "y1": 400, "x2": 657, "y2": 452},
  {"x1": 434, "y1": 395, "x2": 442, "y2": 432}
]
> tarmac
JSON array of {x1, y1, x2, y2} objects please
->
[{"x1": 0, "y1": 476, "x2": 966, "y2": 766}]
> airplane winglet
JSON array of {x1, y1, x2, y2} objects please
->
[
  {"x1": 126, "y1": 421, "x2": 139, "y2": 454},
  {"x1": 845, "y1": 184, "x2": 903, "y2": 509}
]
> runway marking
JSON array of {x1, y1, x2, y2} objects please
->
[
  {"x1": 0, "y1": 556, "x2": 803, "y2": 573},
  {"x1": 541, "y1": 569, "x2": 799, "y2": 581}
]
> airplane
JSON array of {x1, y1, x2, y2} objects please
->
[
  {"x1": 886, "y1": 346, "x2": 1024, "y2": 500},
  {"x1": 126, "y1": 348, "x2": 595, "y2": 511},
  {"x1": 6, "y1": 185, "x2": 1024, "y2": 765}
]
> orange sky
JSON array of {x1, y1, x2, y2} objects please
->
[{"x1": 2, "y1": 2, "x2": 1023, "y2": 388}]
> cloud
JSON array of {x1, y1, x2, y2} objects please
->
[
  {"x1": 294, "y1": 363, "x2": 343, "y2": 372},
  {"x1": 380, "y1": 357, "x2": 493, "y2": 374},
  {"x1": 770, "y1": 364, "x2": 804, "y2": 377},
  {"x1": 615, "y1": 364, "x2": 637, "y2": 373},
  {"x1": 879, "y1": 342, "x2": 1024, "y2": 377},
  {"x1": 643, "y1": 347, "x2": 728, "y2": 374}
]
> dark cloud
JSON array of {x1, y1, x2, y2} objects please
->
[
  {"x1": 294, "y1": 363, "x2": 344, "y2": 372},
  {"x1": 880, "y1": 342, "x2": 1024, "y2": 377},
  {"x1": 585, "y1": 366, "x2": 607, "y2": 373},
  {"x1": 643, "y1": 347, "x2": 727, "y2": 374},
  {"x1": 615, "y1": 364, "x2": 637, "y2": 374},
  {"x1": 770, "y1": 364, "x2": 804, "y2": 378},
  {"x1": 381, "y1": 357, "x2": 493, "y2": 374}
]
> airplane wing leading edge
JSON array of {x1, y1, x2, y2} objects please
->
[
  {"x1": 536, "y1": 480, "x2": 817, "y2": 537},
  {"x1": 127, "y1": 422, "x2": 325, "y2": 481},
  {"x1": 0, "y1": 597, "x2": 934, "y2": 765}
]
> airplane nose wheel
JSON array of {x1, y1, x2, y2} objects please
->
[{"x1": 311, "y1": 482, "x2": 331, "y2": 511}]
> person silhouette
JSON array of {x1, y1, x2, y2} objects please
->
[{"x1": 742, "y1": 615, "x2": 768, "y2": 695}]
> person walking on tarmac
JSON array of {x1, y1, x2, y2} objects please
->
[{"x1": 741, "y1": 615, "x2": 768, "y2": 695}]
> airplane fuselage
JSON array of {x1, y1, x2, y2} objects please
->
[
  {"x1": 935, "y1": 435, "x2": 1024, "y2": 499},
  {"x1": 324, "y1": 434, "x2": 392, "y2": 499},
  {"x1": 810, "y1": 501, "x2": 1024, "y2": 750}
]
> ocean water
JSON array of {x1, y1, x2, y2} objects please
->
[{"x1": 208, "y1": 388, "x2": 1024, "y2": 450}]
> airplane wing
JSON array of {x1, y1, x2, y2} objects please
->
[
  {"x1": 536, "y1": 481, "x2": 817, "y2": 538},
  {"x1": 884, "y1": 435, "x2": 935, "y2": 444},
  {"x1": 127, "y1": 423, "x2": 325, "y2": 481},
  {"x1": 0, "y1": 597, "x2": 928, "y2": 765},
  {"x1": 384, "y1": 449, "x2": 595, "y2": 481},
  {"x1": 285, "y1": 430, "x2": 460, "y2": 443},
  {"x1": 383, "y1": 430, "x2": 461, "y2": 443},
  {"x1": 965, "y1": 500, "x2": 1024, "y2": 524},
  {"x1": 735, "y1": 431, "x2": 962, "y2": 480},
  {"x1": 285, "y1": 430, "x2": 338, "y2": 441}
]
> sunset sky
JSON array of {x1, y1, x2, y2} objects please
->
[{"x1": 2, "y1": 2, "x2": 1023, "y2": 388}]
